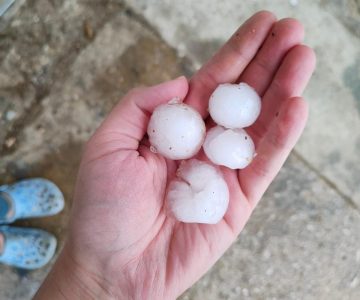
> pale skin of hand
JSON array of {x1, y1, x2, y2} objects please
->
[{"x1": 35, "y1": 11, "x2": 316, "y2": 300}]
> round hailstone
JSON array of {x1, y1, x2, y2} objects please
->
[
  {"x1": 167, "y1": 159, "x2": 229, "y2": 224},
  {"x1": 147, "y1": 102, "x2": 206, "y2": 160},
  {"x1": 203, "y1": 125, "x2": 255, "y2": 169},
  {"x1": 209, "y1": 82, "x2": 261, "y2": 129}
]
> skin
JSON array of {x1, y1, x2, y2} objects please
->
[
  {"x1": 0, "y1": 195, "x2": 13, "y2": 254},
  {"x1": 0, "y1": 233, "x2": 3, "y2": 254},
  {"x1": 35, "y1": 11, "x2": 316, "y2": 300}
]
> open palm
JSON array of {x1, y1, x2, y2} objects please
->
[{"x1": 65, "y1": 11, "x2": 315, "y2": 300}]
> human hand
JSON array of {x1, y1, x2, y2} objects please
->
[{"x1": 35, "y1": 11, "x2": 315, "y2": 300}]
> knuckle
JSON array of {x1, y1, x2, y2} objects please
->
[
  {"x1": 126, "y1": 86, "x2": 146, "y2": 98},
  {"x1": 250, "y1": 155, "x2": 270, "y2": 179},
  {"x1": 269, "y1": 120, "x2": 291, "y2": 150},
  {"x1": 254, "y1": 55, "x2": 272, "y2": 75}
]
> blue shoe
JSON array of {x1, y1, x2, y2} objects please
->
[
  {"x1": 0, "y1": 178, "x2": 64, "y2": 224},
  {"x1": 0, "y1": 226, "x2": 57, "y2": 270}
]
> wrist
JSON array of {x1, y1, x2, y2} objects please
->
[{"x1": 34, "y1": 243, "x2": 116, "y2": 300}]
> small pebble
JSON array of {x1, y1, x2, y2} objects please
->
[
  {"x1": 4, "y1": 137, "x2": 16, "y2": 148},
  {"x1": 83, "y1": 20, "x2": 94, "y2": 40},
  {"x1": 5, "y1": 110, "x2": 17, "y2": 121}
]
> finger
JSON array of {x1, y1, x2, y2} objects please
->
[
  {"x1": 239, "y1": 18, "x2": 304, "y2": 96},
  {"x1": 249, "y1": 45, "x2": 316, "y2": 144},
  {"x1": 221, "y1": 167, "x2": 252, "y2": 235},
  {"x1": 140, "y1": 145, "x2": 178, "y2": 179},
  {"x1": 185, "y1": 11, "x2": 276, "y2": 117},
  {"x1": 239, "y1": 97, "x2": 308, "y2": 206},
  {"x1": 96, "y1": 76, "x2": 189, "y2": 150}
]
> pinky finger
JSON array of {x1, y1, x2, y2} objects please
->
[{"x1": 239, "y1": 97, "x2": 308, "y2": 207}]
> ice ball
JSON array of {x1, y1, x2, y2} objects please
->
[
  {"x1": 209, "y1": 82, "x2": 261, "y2": 129},
  {"x1": 167, "y1": 159, "x2": 229, "y2": 224},
  {"x1": 203, "y1": 125, "x2": 255, "y2": 169},
  {"x1": 147, "y1": 102, "x2": 206, "y2": 160}
]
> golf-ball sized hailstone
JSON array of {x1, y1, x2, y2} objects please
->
[
  {"x1": 147, "y1": 102, "x2": 206, "y2": 160},
  {"x1": 209, "y1": 82, "x2": 261, "y2": 129},
  {"x1": 203, "y1": 125, "x2": 255, "y2": 169},
  {"x1": 167, "y1": 159, "x2": 229, "y2": 224}
]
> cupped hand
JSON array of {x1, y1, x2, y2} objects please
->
[{"x1": 36, "y1": 11, "x2": 315, "y2": 300}]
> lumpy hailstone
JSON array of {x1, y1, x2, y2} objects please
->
[
  {"x1": 209, "y1": 82, "x2": 261, "y2": 129},
  {"x1": 147, "y1": 102, "x2": 206, "y2": 160},
  {"x1": 167, "y1": 159, "x2": 229, "y2": 224},
  {"x1": 204, "y1": 125, "x2": 255, "y2": 169}
]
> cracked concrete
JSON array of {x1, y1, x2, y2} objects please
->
[{"x1": 1, "y1": 0, "x2": 360, "y2": 299}]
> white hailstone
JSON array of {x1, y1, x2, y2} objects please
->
[
  {"x1": 147, "y1": 101, "x2": 206, "y2": 160},
  {"x1": 203, "y1": 125, "x2": 255, "y2": 169},
  {"x1": 167, "y1": 159, "x2": 229, "y2": 224},
  {"x1": 209, "y1": 82, "x2": 261, "y2": 129}
]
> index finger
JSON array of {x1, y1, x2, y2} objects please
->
[{"x1": 185, "y1": 11, "x2": 276, "y2": 117}]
